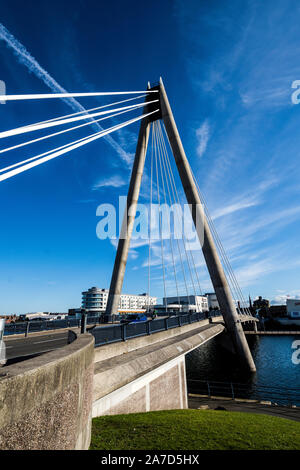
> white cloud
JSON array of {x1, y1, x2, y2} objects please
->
[
  {"x1": 234, "y1": 259, "x2": 275, "y2": 288},
  {"x1": 92, "y1": 174, "x2": 128, "y2": 190},
  {"x1": 210, "y1": 175, "x2": 277, "y2": 220},
  {"x1": 196, "y1": 120, "x2": 210, "y2": 158},
  {"x1": 212, "y1": 198, "x2": 258, "y2": 220},
  {"x1": 271, "y1": 291, "x2": 300, "y2": 305}
]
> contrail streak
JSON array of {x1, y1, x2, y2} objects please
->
[{"x1": 0, "y1": 22, "x2": 134, "y2": 164}]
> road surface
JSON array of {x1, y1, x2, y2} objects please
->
[{"x1": 3, "y1": 330, "x2": 73, "y2": 365}]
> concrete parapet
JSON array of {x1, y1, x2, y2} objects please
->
[
  {"x1": 0, "y1": 333, "x2": 94, "y2": 450},
  {"x1": 94, "y1": 318, "x2": 211, "y2": 363},
  {"x1": 93, "y1": 323, "x2": 224, "y2": 417},
  {"x1": 92, "y1": 315, "x2": 254, "y2": 365}
]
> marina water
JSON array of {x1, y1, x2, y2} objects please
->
[{"x1": 186, "y1": 335, "x2": 300, "y2": 406}]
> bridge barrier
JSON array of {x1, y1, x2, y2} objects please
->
[
  {"x1": 3, "y1": 315, "x2": 120, "y2": 337},
  {"x1": 187, "y1": 379, "x2": 300, "y2": 407},
  {"x1": 4, "y1": 318, "x2": 80, "y2": 336},
  {"x1": 91, "y1": 312, "x2": 209, "y2": 347},
  {"x1": 3, "y1": 310, "x2": 255, "y2": 339},
  {"x1": 0, "y1": 333, "x2": 94, "y2": 450},
  {"x1": 89, "y1": 311, "x2": 255, "y2": 347}
]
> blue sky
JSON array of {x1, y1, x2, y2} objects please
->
[{"x1": 0, "y1": 0, "x2": 300, "y2": 314}]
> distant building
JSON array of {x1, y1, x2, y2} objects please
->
[
  {"x1": 162, "y1": 295, "x2": 209, "y2": 313},
  {"x1": 68, "y1": 308, "x2": 83, "y2": 319},
  {"x1": 20, "y1": 312, "x2": 68, "y2": 321},
  {"x1": 286, "y1": 299, "x2": 300, "y2": 319},
  {"x1": 22, "y1": 313, "x2": 51, "y2": 321},
  {"x1": 269, "y1": 304, "x2": 287, "y2": 318},
  {"x1": 205, "y1": 293, "x2": 219, "y2": 310},
  {"x1": 81, "y1": 287, "x2": 157, "y2": 314}
]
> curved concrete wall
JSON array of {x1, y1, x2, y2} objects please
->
[{"x1": 0, "y1": 333, "x2": 94, "y2": 450}]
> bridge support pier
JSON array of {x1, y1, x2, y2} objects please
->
[{"x1": 159, "y1": 77, "x2": 256, "y2": 373}]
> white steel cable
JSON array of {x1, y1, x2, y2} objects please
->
[
  {"x1": 157, "y1": 122, "x2": 198, "y2": 302},
  {"x1": 156, "y1": 123, "x2": 190, "y2": 305},
  {"x1": 196, "y1": 180, "x2": 250, "y2": 315},
  {"x1": 161, "y1": 122, "x2": 244, "y2": 314},
  {"x1": 157, "y1": 121, "x2": 203, "y2": 298},
  {"x1": 0, "y1": 100, "x2": 159, "y2": 139},
  {"x1": 157, "y1": 121, "x2": 198, "y2": 305},
  {"x1": 23, "y1": 94, "x2": 147, "y2": 128},
  {"x1": 0, "y1": 109, "x2": 159, "y2": 182},
  {"x1": 0, "y1": 106, "x2": 149, "y2": 173},
  {"x1": 161, "y1": 122, "x2": 250, "y2": 315},
  {"x1": 153, "y1": 122, "x2": 168, "y2": 313},
  {"x1": 0, "y1": 102, "x2": 147, "y2": 155},
  {"x1": 189, "y1": 168, "x2": 250, "y2": 314},
  {"x1": 0, "y1": 90, "x2": 158, "y2": 101},
  {"x1": 156, "y1": 122, "x2": 181, "y2": 308},
  {"x1": 0, "y1": 132, "x2": 99, "y2": 173},
  {"x1": 185, "y1": 239, "x2": 203, "y2": 296},
  {"x1": 147, "y1": 123, "x2": 154, "y2": 314}
]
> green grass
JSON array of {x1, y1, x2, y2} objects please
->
[{"x1": 90, "y1": 409, "x2": 300, "y2": 450}]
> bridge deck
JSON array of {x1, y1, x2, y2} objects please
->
[{"x1": 93, "y1": 322, "x2": 224, "y2": 404}]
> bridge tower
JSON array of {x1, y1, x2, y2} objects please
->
[{"x1": 106, "y1": 78, "x2": 256, "y2": 372}]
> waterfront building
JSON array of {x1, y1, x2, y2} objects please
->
[
  {"x1": 286, "y1": 299, "x2": 300, "y2": 319},
  {"x1": 81, "y1": 287, "x2": 157, "y2": 314},
  {"x1": 204, "y1": 292, "x2": 219, "y2": 310},
  {"x1": 269, "y1": 304, "x2": 287, "y2": 317},
  {"x1": 20, "y1": 312, "x2": 68, "y2": 321},
  {"x1": 162, "y1": 295, "x2": 209, "y2": 313}
]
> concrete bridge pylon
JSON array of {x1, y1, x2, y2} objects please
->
[{"x1": 106, "y1": 78, "x2": 256, "y2": 373}]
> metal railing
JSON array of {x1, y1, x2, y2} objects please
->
[
  {"x1": 3, "y1": 314, "x2": 123, "y2": 337},
  {"x1": 3, "y1": 309, "x2": 253, "y2": 338},
  {"x1": 90, "y1": 311, "x2": 211, "y2": 347},
  {"x1": 4, "y1": 318, "x2": 80, "y2": 336},
  {"x1": 187, "y1": 379, "x2": 300, "y2": 407}
]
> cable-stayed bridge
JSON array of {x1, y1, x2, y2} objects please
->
[{"x1": 0, "y1": 79, "x2": 257, "y2": 372}]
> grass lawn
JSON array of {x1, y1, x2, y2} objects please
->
[{"x1": 90, "y1": 409, "x2": 300, "y2": 450}]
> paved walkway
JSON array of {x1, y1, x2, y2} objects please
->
[{"x1": 188, "y1": 394, "x2": 300, "y2": 422}]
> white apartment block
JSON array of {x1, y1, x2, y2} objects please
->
[
  {"x1": 162, "y1": 295, "x2": 209, "y2": 313},
  {"x1": 287, "y1": 299, "x2": 300, "y2": 319},
  {"x1": 205, "y1": 292, "x2": 220, "y2": 310},
  {"x1": 81, "y1": 287, "x2": 157, "y2": 313}
]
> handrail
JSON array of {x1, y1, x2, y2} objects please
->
[
  {"x1": 90, "y1": 311, "x2": 227, "y2": 347},
  {"x1": 187, "y1": 379, "x2": 300, "y2": 406},
  {"x1": 3, "y1": 309, "x2": 255, "y2": 338}
]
